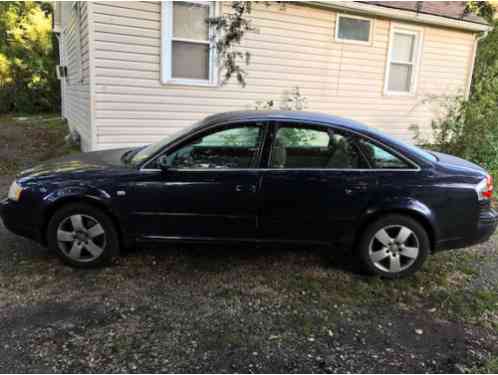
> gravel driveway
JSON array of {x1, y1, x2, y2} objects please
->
[{"x1": 0, "y1": 116, "x2": 497, "y2": 373}]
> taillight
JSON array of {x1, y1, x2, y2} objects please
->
[{"x1": 476, "y1": 175, "x2": 493, "y2": 200}]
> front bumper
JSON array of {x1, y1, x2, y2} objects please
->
[{"x1": 0, "y1": 198, "x2": 42, "y2": 243}]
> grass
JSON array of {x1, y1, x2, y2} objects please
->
[
  {"x1": 1, "y1": 112, "x2": 497, "y2": 342},
  {"x1": 282, "y1": 247, "x2": 498, "y2": 328},
  {"x1": 471, "y1": 353, "x2": 498, "y2": 373},
  {"x1": 0, "y1": 114, "x2": 79, "y2": 176}
]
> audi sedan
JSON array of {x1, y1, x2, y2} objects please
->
[{"x1": 1, "y1": 111, "x2": 496, "y2": 277}]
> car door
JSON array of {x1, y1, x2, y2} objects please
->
[
  {"x1": 129, "y1": 122, "x2": 267, "y2": 240},
  {"x1": 259, "y1": 121, "x2": 379, "y2": 246}
]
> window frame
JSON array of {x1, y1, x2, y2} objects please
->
[
  {"x1": 161, "y1": 1, "x2": 219, "y2": 87},
  {"x1": 356, "y1": 136, "x2": 416, "y2": 170},
  {"x1": 266, "y1": 120, "x2": 421, "y2": 171},
  {"x1": 335, "y1": 13, "x2": 374, "y2": 45},
  {"x1": 140, "y1": 119, "x2": 421, "y2": 172},
  {"x1": 384, "y1": 23, "x2": 424, "y2": 96},
  {"x1": 142, "y1": 121, "x2": 269, "y2": 171},
  {"x1": 267, "y1": 121, "x2": 369, "y2": 170}
]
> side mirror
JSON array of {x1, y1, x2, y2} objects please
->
[{"x1": 157, "y1": 155, "x2": 171, "y2": 171}]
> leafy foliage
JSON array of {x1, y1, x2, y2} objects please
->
[
  {"x1": 254, "y1": 86, "x2": 317, "y2": 146},
  {"x1": 0, "y1": 1, "x2": 59, "y2": 114},
  {"x1": 208, "y1": 2, "x2": 284, "y2": 86},
  {"x1": 208, "y1": 2, "x2": 254, "y2": 87},
  {"x1": 254, "y1": 86, "x2": 307, "y2": 111},
  {"x1": 465, "y1": 1, "x2": 496, "y2": 23},
  {"x1": 412, "y1": 13, "x2": 498, "y2": 173}
]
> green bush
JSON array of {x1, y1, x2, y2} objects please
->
[
  {"x1": 412, "y1": 20, "x2": 498, "y2": 173},
  {"x1": 0, "y1": 2, "x2": 59, "y2": 114}
]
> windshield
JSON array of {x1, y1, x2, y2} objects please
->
[{"x1": 130, "y1": 121, "x2": 202, "y2": 167}]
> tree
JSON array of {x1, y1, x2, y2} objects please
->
[
  {"x1": 0, "y1": 1, "x2": 59, "y2": 114},
  {"x1": 465, "y1": 1, "x2": 496, "y2": 23},
  {"x1": 413, "y1": 3, "x2": 498, "y2": 172}
]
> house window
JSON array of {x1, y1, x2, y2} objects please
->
[
  {"x1": 161, "y1": 1, "x2": 217, "y2": 86},
  {"x1": 335, "y1": 14, "x2": 372, "y2": 44},
  {"x1": 385, "y1": 26, "x2": 422, "y2": 95}
]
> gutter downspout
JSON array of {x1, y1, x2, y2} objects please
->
[
  {"x1": 54, "y1": 32, "x2": 65, "y2": 119},
  {"x1": 465, "y1": 30, "x2": 489, "y2": 98}
]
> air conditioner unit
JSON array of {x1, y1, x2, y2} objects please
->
[{"x1": 56, "y1": 65, "x2": 68, "y2": 80}]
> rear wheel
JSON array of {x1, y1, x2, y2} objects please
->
[
  {"x1": 357, "y1": 214, "x2": 430, "y2": 278},
  {"x1": 47, "y1": 203, "x2": 119, "y2": 268}
]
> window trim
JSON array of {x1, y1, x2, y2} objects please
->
[
  {"x1": 142, "y1": 121, "x2": 269, "y2": 171},
  {"x1": 266, "y1": 120, "x2": 420, "y2": 171},
  {"x1": 384, "y1": 23, "x2": 424, "y2": 96},
  {"x1": 269, "y1": 123, "x2": 335, "y2": 169},
  {"x1": 161, "y1": 1, "x2": 219, "y2": 87},
  {"x1": 356, "y1": 136, "x2": 415, "y2": 170},
  {"x1": 140, "y1": 119, "x2": 421, "y2": 172},
  {"x1": 335, "y1": 13, "x2": 374, "y2": 45}
]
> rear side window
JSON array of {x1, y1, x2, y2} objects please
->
[
  {"x1": 358, "y1": 139, "x2": 412, "y2": 169},
  {"x1": 270, "y1": 125, "x2": 364, "y2": 169}
]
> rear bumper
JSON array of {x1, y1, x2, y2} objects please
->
[
  {"x1": 0, "y1": 198, "x2": 42, "y2": 243},
  {"x1": 436, "y1": 208, "x2": 498, "y2": 251}
]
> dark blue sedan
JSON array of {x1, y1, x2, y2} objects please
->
[{"x1": 1, "y1": 111, "x2": 496, "y2": 277}]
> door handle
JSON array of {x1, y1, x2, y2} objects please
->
[
  {"x1": 345, "y1": 184, "x2": 369, "y2": 195},
  {"x1": 235, "y1": 184, "x2": 256, "y2": 193}
]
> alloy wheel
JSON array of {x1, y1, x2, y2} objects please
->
[
  {"x1": 57, "y1": 214, "x2": 106, "y2": 262},
  {"x1": 368, "y1": 225, "x2": 420, "y2": 273}
]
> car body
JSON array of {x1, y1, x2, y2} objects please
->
[{"x1": 1, "y1": 111, "x2": 496, "y2": 277}]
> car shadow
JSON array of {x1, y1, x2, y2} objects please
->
[{"x1": 124, "y1": 242, "x2": 362, "y2": 275}]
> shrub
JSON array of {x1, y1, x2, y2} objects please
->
[
  {"x1": 412, "y1": 19, "x2": 498, "y2": 173},
  {"x1": 0, "y1": 2, "x2": 60, "y2": 114}
]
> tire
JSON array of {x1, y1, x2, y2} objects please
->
[
  {"x1": 47, "y1": 203, "x2": 120, "y2": 268},
  {"x1": 357, "y1": 214, "x2": 430, "y2": 278}
]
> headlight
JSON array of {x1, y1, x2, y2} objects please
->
[{"x1": 8, "y1": 181, "x2": 24, "y2": 202}]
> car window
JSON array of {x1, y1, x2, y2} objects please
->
[
  {"x1": 270, "y1": 125, "x2": 364, "y2": 169},
  {"x1": 358, "y1": 138, "x2": 412, "y2": 169},
  {"x1": 130, "y1": 121, "x2": 202, "y2": 167},
  {"x1": 164, "y1": 125, "x2": 263, "y2": 169}
]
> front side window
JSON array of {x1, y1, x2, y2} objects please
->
[
  {"x1": 385, "y1": 26, "x2": 422, "y2": 94},
  {"x1": 358, "y1": 139, "x2": 412, "y2": 169},
  {"x1": 335, "y1": 14, "x2": 372, "y2": 44},
  {"x1": 162, "y1": 1, "x2": 216, "y2": 84},
  {"x1": 165, "y1": 125, "x2": 264, "y2": 169},
  {"x1": 270, "y1": 125, "x2": 364, "y2": 169}
]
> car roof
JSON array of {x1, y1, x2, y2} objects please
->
[{"x1": 201, "y1": 110, "x2": 370, "y2": 133}]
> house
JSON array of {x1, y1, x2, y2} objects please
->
[{"x1": 52, "y1": 1, "x2": 490, "y2": 152}]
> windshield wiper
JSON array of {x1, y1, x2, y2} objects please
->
[{"x1": 121, "y1": 149, "x2": 134, "y2": 164}]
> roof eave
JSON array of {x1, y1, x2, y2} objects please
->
[{"x1": 311, "y1": 1, "x2": 492, "y2": 32}]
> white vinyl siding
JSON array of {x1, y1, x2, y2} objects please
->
[
  {"x1": 58, "y1": 1, "x2": 480, "y2": 150},
  {"x1": 60, "y1": 1, "x2": 92, "y2": 151}
]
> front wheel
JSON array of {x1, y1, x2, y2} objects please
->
[
  {"x1": 357, "y1": 214, "x2": 430, "y2": 278},
  {"x1": 47, "y1": 203, "x2": 120, "y2": 268}
]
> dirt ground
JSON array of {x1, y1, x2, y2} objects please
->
[{"x1": 0, "y1": 115, "x2": 497, "y2": 373}]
